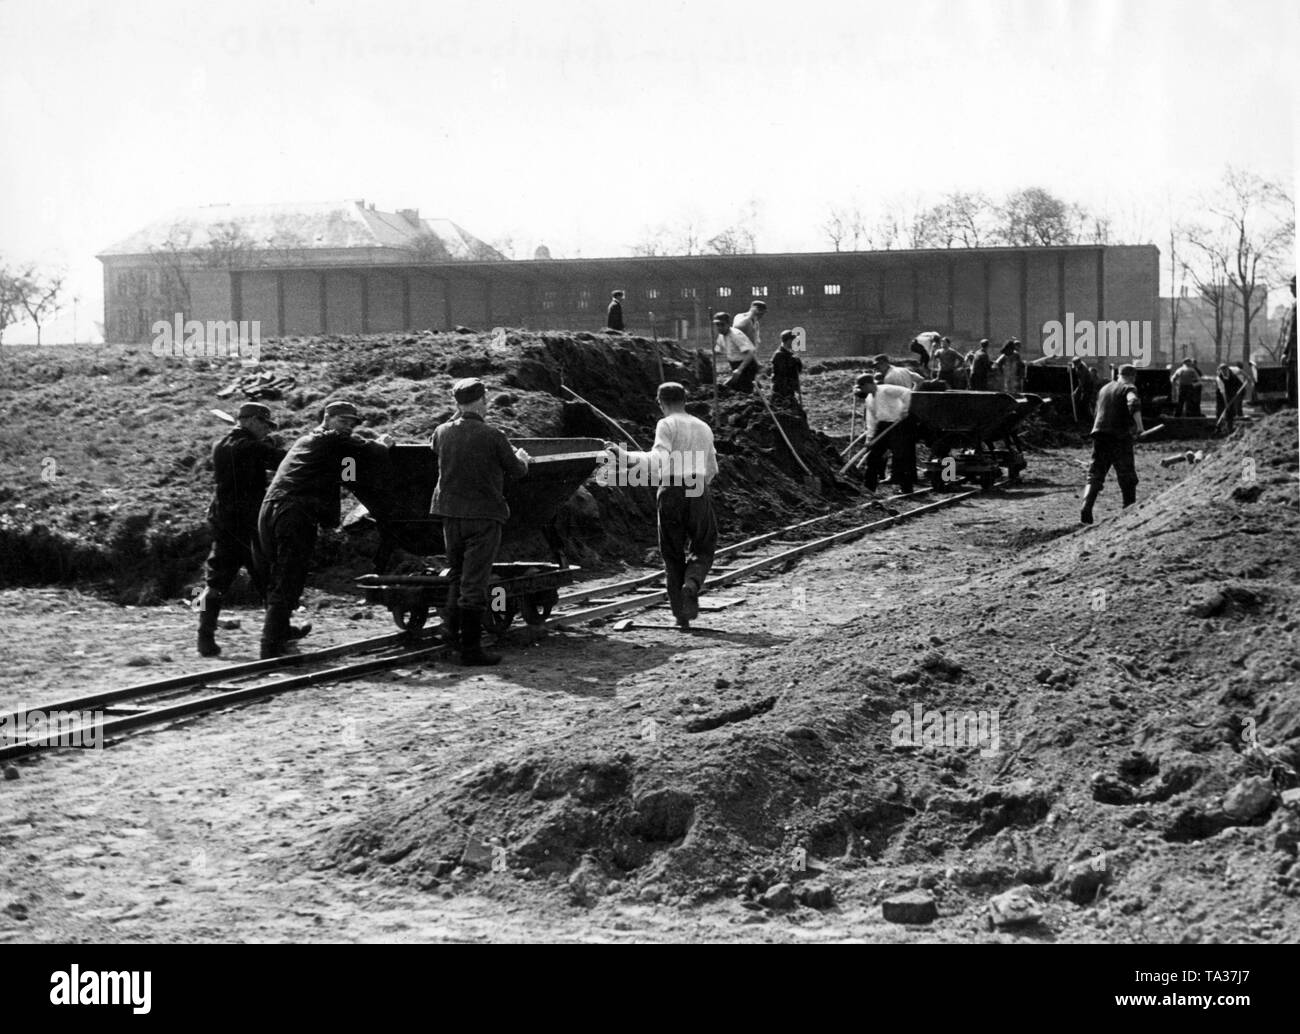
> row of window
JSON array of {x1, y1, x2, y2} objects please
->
[{"x1": 540, "y1": 283, "x2": 844, "y2": 310}]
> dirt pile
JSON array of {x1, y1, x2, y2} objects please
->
[
  {"x1": 316, "y1": 412, "x2": 1300, "y2": 937},
  {"x1": 0, "y1": 331, "x2": 857, "y2": 601}
]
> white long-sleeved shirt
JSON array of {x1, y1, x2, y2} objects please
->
[
  {"x1": 621, "y1": 411, "x2": 719, "y2": 493},
  {"x1": 880, "y1": 365, "x2": 924, "y2": 389},
  {"x1": 717, "y1": 328, "x2": 754, "y2": 363},
  {"x1": 864, "y1": 384, "x2": 914, "y2": 441}
]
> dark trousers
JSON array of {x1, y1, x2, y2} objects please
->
[
  {"x1": 1174, "y1": 385, "x2": 1201, "y2": 417},
  {"x1": 725, "y1": 355, "x2": 759, "y2": 393},
  {"x1": 657, "y1": 486, "x2": 717, "y2": 619},
  {"x1": 863, "y1": 417, "x2": 917, "y2": 493},
  {"x1": 1087, "y1": 433, "x2": 1138, "y2": 503},
  {"x1": 258, "y1": 499, "x2": 318, "y2": 645},
  {"x1": 442, "y1": 517, "x2": 503, "y2": 613},
  {"x1": 203, "y1": 518, "x2": 265, "y2": 602}
]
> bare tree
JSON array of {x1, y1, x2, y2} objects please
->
[
  {"x1": 822, "y1": 204, "x2": 867, "y2": 251},
  {"x1": 931, "y1": 191, "x2": 994, "y2": 247},
  {"x1": 1168, "y1": 228, "x2": 1179, "y2": 355},
  {"x1": 1208, "y1": 167, "x2": 1294, "y2": 365},
  {"x1": 19, "y1": 271, "x2": 63, "y2": 346},
  {"x1": 1180, "y1": 224, "x2": 1236, "y2": 365},
  {"x1": 0, "y1": 260, "x2": 31, "y2": 346}
]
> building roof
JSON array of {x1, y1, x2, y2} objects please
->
[{"x1": 97, "y1": 200, "x2": 503, "y2": 261}]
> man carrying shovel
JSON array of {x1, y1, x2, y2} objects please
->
[
  {"x1": 1080, "y1": 364, "x2": 1144, "y2": 525},
  {"x1": 856, "y1": 374, "x2": 917, "y2": 495}
]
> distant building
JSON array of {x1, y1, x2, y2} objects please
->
[{"x1": 99, "y1": 203, "x2": 1160, "y2": 361}]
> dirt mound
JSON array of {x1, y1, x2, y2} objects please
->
[
  {"x1": 314, "y1": 412, "x2": 1300, "y2": 933},
  {"x1": 0, "y1": 331, "x2": 859, "y2": 601}
]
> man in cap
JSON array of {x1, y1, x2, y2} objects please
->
[
  {"x1": 257, "y1": 400, "x2": 394, "y2": 658},
  {"x1": 1280, "y1": 274, "x2": 1297, "y2": 406},
  {"x1": 1214, "y1": 363, "x2": 1245, "y2": 433},
  {"x1": 606, "y1": 382, "x2": 718, "y2": 630},
  {"x1": 195, "y1": 401, "x2": 289, "y2": 657},
  {"x1": 771, "y1": 329, "x2": 803, "y2": 406},
  {"x1": 872, "y1": 353, "x2": 924, "y2": 389},
  {"x1": 732, "y1": 300, "x2": 766, "y2": 351},
  {"x1": 714, "y1": 311, "x2": 758, "y2": 393},
  {"x1": 1080, "y1": 364, "x2": 1144, "y2": 524},
  {"x1": 855, "y1": 374, "x2": 917, "y2": 494},
  {"x1": 933, "y1": 336, "x2": 962, "y2": 388},
  {"x1": 969, "y1": 339, "x2": 993, "y2": 390},
  {"x1": 430, "y1": 378, "x2": 532, "y2": 665},
  {"x1": 606, "y1": 290, "x2": 625, "y2": 332}
]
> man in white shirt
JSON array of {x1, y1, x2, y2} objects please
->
[
  {"x1": 606, "y1": 382, "x2": 720, "y2": 629},
  {"x1": 733, "y1": 300, "x2": 766, "y2": 350},
  {"x1": 856, "y1": 375, "x2": 918, "y2": 494},
  {"x1": 715, "y1": 311, "x2": 758, "y2": 393},
  {"x1": 872, "y1": 353, "x2": 925, "y2": 389}
]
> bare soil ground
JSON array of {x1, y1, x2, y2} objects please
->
[{"x1": 1, "y1": 336, "x2": 1297, "y2": 943}]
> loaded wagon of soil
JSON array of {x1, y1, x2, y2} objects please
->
[{"x1": 350, "y1": 437, "x2": 606, "y2": 635}]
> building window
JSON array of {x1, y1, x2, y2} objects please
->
[
  {"x1": 542, "y1": 289, "x2": 557, "y2": 311},
  {"x1": 716, "y1": 286, "x2": 732, "y2": 298},
  {"x1": 787, "y1": 284, "x2": 805, "y2": 297},
  {"x1": 823, "y1": 283, "x2": 842, "y2": 295},
  {"x1": 646, "y1": 287, "x2": 659, "y2": 299},
  {"x1": 577, "y1": 288, "x2": 591, "y2": 310},
  {"x1": 681, "y1": 287, "x2": 697, "y2": 300},
  {"x1": 751, "y1": 285, "x2": 768, "y2": 297}
]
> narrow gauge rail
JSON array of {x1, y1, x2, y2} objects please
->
[{"x1": 1, "y1": 484, "x2": 999, "y2": 761}]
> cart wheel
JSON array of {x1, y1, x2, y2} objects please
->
[
  {"x1": 483, "y1": 601, "x2": 518, "y2": 634},
  {"x1": 391, "y1": 604, "x2": 429, "y2": 633},
  {"x1": 522, "y1": 590, "x2": 558, "y2": 625},
  {"x1": 978, "y1": 471, "x2": 998, "y2": 490}
]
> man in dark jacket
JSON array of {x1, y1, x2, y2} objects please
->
[
  {"x1": 431, "y1": 378, "x2": 531, "y2": 665},
  {"x1": 196, "y1": 402, "x2": 288, "y2": 657},
  {"x1": 1081, "y1": 364, "x2": 1144, "y2": 524},
  {"x1": 771, "y1": 329, "x2": 803, "y2": 406},
  {"x1": 1215, "y1": 364, "x2": 1246, "y2": 433},
  {"x1": 257, "y1": 400, "x2": 393, "y2": 658},
  {"x1": 606, "y1": 290, "x2": 625, "y2": 331}
]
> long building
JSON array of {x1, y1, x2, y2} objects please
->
[{"x1": 100, "y1": 200, "x2": 1162, "y2": 361}]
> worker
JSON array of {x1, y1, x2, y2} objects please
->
[
  {"x1": 606, "y1": 382, "x2": 718, "y2": 630},
  {"x1": 771, "y1": 329, "x2": 803, "y2": 407},
  {"x1": 733, "y1": 299, "x2": 766, "y2": 351},
  {"x1": 872, "y1": 353, "x2": 924, "y2": 389},
  {"x1": 1280, "y1": 274, "x2": 1297, "y2": 406},
  {"x1": 909, "y1": 337, "x2": 932, "y2": 375},
  {"x1": 856, "y1": 375, "x2": 917, "y2": 495},
  {"x1": 430, "y1": 378, "x2": 532, "y2": 666},
  {"x1": 606, "y1": 290, "x2": 625, "y2": 332},
  {"x1": 1215, "y1": 364, "x2": 1245, "y2": 434},
  {"x1": 1170, "y1": 358, "x2": 1202, "y2": 417},
  {"x1": 1070, "y1": 356, "x2": 1097, "y2": 419},
  {"x1": 994, "y1": 339, "x2": 1025, "y2": 394},
  {"x1": 257, "y1": 400, "x2": 394, "y2": 658},
  {"x1": 1080, "y1": 363, "x2": 1144, "y2": 525},
  {"x1": 715, "y1": 311, "x2": 758, "y2": 393},
  {"x1": 196, "y1": 401, "x2": 292, "y2": 657},
  {"x1": 969, "y1": 339, "x2": 993, "y2": 390},
  {"x1": 934, "y1": 336, "x2": 961, "y2": 388}
]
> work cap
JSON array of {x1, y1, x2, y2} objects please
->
[
  {"x1": 237, "y1": 401, "x2": 277, "y2": 427},
  {"x1": 979, "y1": 339, "x2": 990, "y2": 347},
  {"x1": 780, "y1": 329, "x2": 796, "y2": 342},
  {"x1": 751, "y1": 300, "x2": 767, "y2": 311},
  {"x1": 712, "y1": 311, "x2": 730, "y2": 324},
  {"x1": 871, "y1": 353, "x2": 890, "y2": 365},
  {"x1": 323, "y1": 400, "x2": 361, "y2": 420},
  {"x1": 452, "y1": 378, "x2": 487, "y2": 404},
  {"x1": 1119, "y1": 364, "x2": 1137, "y2": 377}
]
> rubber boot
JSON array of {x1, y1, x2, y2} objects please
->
[
  {"x1": 1080, "y1": 487, "x2": 1099, "y2": 525},
  {"x1": 260, "y1": 602, "x2": 292, "y2": 659},
  {"x1": 1121, "y1": 484, "x2": 1137, "y2": 508},
  {"x1": 459, "y1": 609, "x2": 500, "y2": 666},
  {"x1": 197, "y1": 590, "x2": 221, "y2": 657},
  {"x1": 439, "y1": 606, "x2": 463, "y2": 648}
]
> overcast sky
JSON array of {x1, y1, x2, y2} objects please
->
[{"x1": 0, "y1": 0, "x2": 1294, "y2": 342}]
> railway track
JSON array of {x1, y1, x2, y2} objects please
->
[
  {"x1": 1, "y1": 483, "x2": 999, "y2": 762},
  {"x1": 0, "y1": 631, "x2": 449, "y2": 762},
  {"x1": 545, "y1": 484, "x2": 985, "y2": 627}
]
